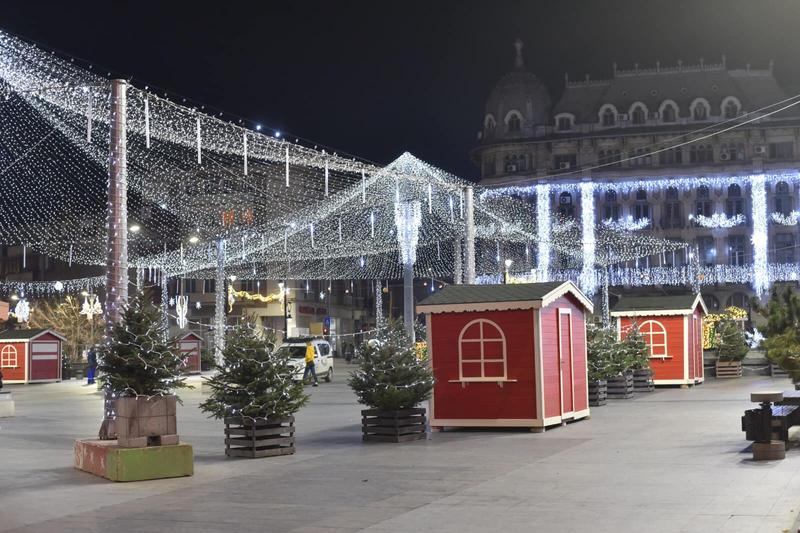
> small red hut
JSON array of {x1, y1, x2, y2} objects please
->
[
  {"x1": 0, "y1": 328, "x2": 65, "y2": 384},
  {"x1": 612, "y1": 294, "x2": 707, "y2": 386},
  {"x1": 179, "y1": 331, "x2": 203, "y2": 374},
  {"x1": 417, "y1": 281, "x2": 593, "y2": 431}
]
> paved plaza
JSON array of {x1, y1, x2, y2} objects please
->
[{"x1": 2, "y1": 369, "x2": 800, "y2": 532}]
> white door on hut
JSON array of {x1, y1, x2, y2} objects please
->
[{"x1": 557, "y1": 309, "x2": 575, "y2": 417}]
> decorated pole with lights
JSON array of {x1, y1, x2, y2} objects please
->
[
  {"x1": 579, "y1": 181, "x2": 597, "y2": 296},
  {"x1": 105, "y1": 79, "x2": 128, "y2": 332},
  {"x1": 536, "y1": 182, "x2": 551, "y2": 282},
  {"x1": 453, "y1": 238, "x2": 463, "y2": 284},
  {"x1": 214, "y1": 239, "x2": 226, "y2": 364},
  {"x1": 464, "y1": 186, "x2": 476, "y2": 284},
  {"x1": 751, "y1": 174, "x2": 769, "y2": 297},
  {"x1": 395, "y1": 201, "x2": 422, "y2": 343}
]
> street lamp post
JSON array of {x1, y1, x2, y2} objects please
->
[
  {"x1": 278, "y1": 281, "x2": 288, "y2": 338},
  {"x1": 503, "y1": 259, "x2": 513, "y2": 284}
]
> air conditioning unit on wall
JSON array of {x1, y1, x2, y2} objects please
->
[
  {"x1": 559, "y1": 162, "x2": 572, "y2": 170},
  {"x1": 719, "y1": 152, "x2": 730, "y2": 161},
  {"x1": 754, "y1": 145, "x2": 766, "y2": 155}
]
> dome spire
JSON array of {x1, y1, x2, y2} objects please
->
[{"x1": 514, "y1": 38, "x2": 524, "y2": 69}]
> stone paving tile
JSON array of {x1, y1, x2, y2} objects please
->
[{"x1": 3, "y1": 372, "x2": 800, "y2": 532}]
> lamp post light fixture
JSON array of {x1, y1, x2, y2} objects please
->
[{"x1": 503, "y1": 259, "x2": 514, "y2": 284}]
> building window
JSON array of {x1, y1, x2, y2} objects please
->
[
  {"x1": 507, "y1": 113, "x2": 521, "y2": 133},
  {"x1": 726, "y1": 292, "x2": 751, "y2": 309},
  {"x1": 631, "y1": 105, "x2": 646, "y2": 125},
  {"x1": 458, "y1": 318, "x2": 507, "y2": 380},
  {"x1": 769, "y1": 142, "x2": 794, "y2": 160},
  {"x1": 558, "y1": 192, "x2": 574, "y2": 218},
  {"x1": 484, "y1": 115, "x2": 496, "y2": 139},
  {"x1": 1, "y1": 345, "x2": 17, "y2": 368},
  {"x1": 774, "y1": 181, "x2": 793, "y2": 215},
  {"x1": 703, "y1": 294, "x2": 721, "y2": 312},
  {"x1": 182, "y1": 279, "x2": 197, "y2": 293},
  {"x1": 726, "y1": 184, "x2": 745, "y2": 217},
  {"x1": 697, "y1": 236, "x2": 716, "y2": 266},
  {"x1": 553, "y1": 154, "x2": 577, "y2": 170},
  {"x1": 723, "y1": 98, "x2": 741, "y2": 119},
  {"x1": 692, "y1": 100, "x2": 710, "y2": 120},
  {"x1": 598, "y1": 149, "x2": 622, "y2": 167},
  {"x1": 689, "y1": 144, "x2": 714, "y2": 163},
  {"x1": 728, "y1": 235, "x2": 747, "y2": 266},
  {"x1": 630, "y1": 147, "x2": 652, "y2": 167},
  {"x1": 772, "y1": 233, "x2": 795, "y2": 263},
  {"x1": 603, "y1": 190, "x2": 620, "y2": 220},
  {"x1": 637, "y1": 320, "x2": 668, "y2": 358},
  {"x1": 721, "y1": 142, "x2": 746, "y2": 161},
  {"x1": 634, "y1": 189, "x2": 650, "y2": 222},
  {"x1": 504, "y1": 154, "x2": 526, "y2": 173},
  {"x1": 662, "y1": 187, "x2": 683, "y2": 229},
  {"x1": 556, "y1": 116, "x2": 572, "y2": 131},
  {"x1": 601, "y1": 107, "x2": 616, "y2": 126},
  {"x1": 661, "y1": 103, "x2": 677, "y2": 122},
  {"x1": 659, "y1": 147, "x2": 683, "y2": 165},
  {"x1": 482, "y1": 155, "x2": 496, "y2": 177},
  {"x1": 203, "y1": 279, "x2": 216, "y2": 294}
]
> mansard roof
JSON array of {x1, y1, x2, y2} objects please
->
[{"x1": 553, "y1": 60, "x2": 796, "y2": 123}]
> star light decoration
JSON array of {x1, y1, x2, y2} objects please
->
[
  {"x1": 771, "y1": 211, "x2": 800, "y2": 225},
  {"x1": 12, "y1": 295, "x2": 30, "y2": 323},
  {"x1": 689, "y1": 213, "x2": 746, "y2": 228},
  {"x1": 175, "y1": 295, "x2": 188, "y2": 329}
]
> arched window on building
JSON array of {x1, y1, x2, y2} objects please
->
[
  {"x1": 659, "y1": 147, "x2": 683, "y2": 165},
  {"x1": 727, "y1": 235, "x2": 747, "y2": 266},
  {"x1": 772, "y1": 232, "x2": 796, "y2": 264},
  {"x1": 630, "y1": 104, "x2": 647, "y2": 125},
  {"x1": 599, "y1": 149, "x2": 622, "y2": 168},
  {"x1": 691, "y1": 99, "x2": 710, "y2": 121},
  {"x1": 603, "y1": 189, "x2": 620, "y2": 220},
  {"x1": 558, "y1": 191, "x2": 574, "y2": 218},
  {"x1": 484, "y1": 114, "x2": 497, "y2": 140},
  {"x1": 722, "y1": 97, "x2": 741, "y2": 119},
  {"x1": 506, "y1": 112, "x2": 522, "y2": 134},
  {"x1": 726, "y1": 183, "x2": 745, "y2": 217},
  {"x1": 482, "y1": 155, "x2": 496, "y2": 177},
  {"x1": 774, "y1": 181, "x2": 793, "y2": 216},
  {"x1": 695, "y1": 185, "x2": 713, "y2": 218},
  {"x1": 458, "y1": 318, "x2": 508, "y2": 380},
  {"x1": 634, "y1": 189, "x2": 650, "y2": 223},
  {"x1": 661, "y1": 102, "x2": 678, "y2": 123},
  {"x1": 0, "y1": 345, "x2": 17, "y2": 368},
  {"x1": 600, "y1": 106, "x2": 617, "y2": 127},
  {"x1": 662, "y1": 187, "x2": 683, "y2": 229},
  {"x1": 703, "y1": 294, "x2": 721, "y2": 312},
  {"x1": 726, "y1": 292, "x2": 751, "y2": 309},
  {"x1": 630, "y1": 147, "x2": 652, "y2": 167},
  {"x1": 721, "y1": 142, "x2": 746, "y2": 161},
  {"x1": 637, "y1": 320, "x2": 668, "y2": 358}
]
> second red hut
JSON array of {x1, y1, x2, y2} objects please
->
[
  {"x1": 612, "y1": 293, "x2": 707, "y2": 386},
  {"x1": 416, "y1": 281, "x2": 593, "y2": 432}
]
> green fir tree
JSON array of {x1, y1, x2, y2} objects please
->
[
  {"x1": 756, "y1": 287, "x2": 800, "y2": 380},
  {"x1": 97, "y1": 292, "x2": 188, "y2": 397},
  {"x1": 348, "y1": 319, "x2": 434, "y2": 411},
  {"x1": 714, "y1": 319, "x2": 749, "y2": 362},
  {"x1": 622, "y1": 322, "x2": 650, "y2": 371},
  {"x1": 200, "y1": 321, "x2": 309, "y2": 420},
  {"x1": 587, "y1": 325, "x2": 619, "y2": 381}
]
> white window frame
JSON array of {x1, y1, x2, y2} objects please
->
[
  {"x1": 1, "y1": 344, "x2": 18, "y2": 368},
  {"x1": 720, "y1": 96, "x2": 741, "y2": 118},
  {"x1": 504, "y1": 110, "x2": 523, "y2": 133},
  {"x1": 628, "y1": 102, "x2": 649, "y2": 125},
  {"x1": 690, "y1": 98, "x2": 711, "y2": 121},
  {"x1": 598, "y1": 103, "x2": 618, "y2": 126},
  {"x1": 554, "y1": 112, "x2": 575, "y2": 131},
  {"x1": 637, "y1": 320, "x2": 669, "y2": 358},
  {"x1": 658, "y1": 99, "x2": 679, "y2": 122},
  {"x1": 456, "y1": 318, "x2": 508, "y2": 382}
]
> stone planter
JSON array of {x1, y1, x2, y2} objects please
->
[
  {"x1": 716, "y1": 360, "x2": 743, "y2": 379},
  {"x1": 224, "y1": 416, "x2": 295, "y2": 458},
  {"x1": 588, "y1": 380, "x2": 607, "y2": 406},
  {"x1": 361, "y1": 408, "x2": 426, "y2": 442},
  {"x1": 114, "y1": 395, "x2": 178, "y2": 448},
  {"x1": 606, "y1": 373, "x2": 634, "y2": 399},
  {"x1": 632, "y1": 368, "x2": 654, "y2": 392}
]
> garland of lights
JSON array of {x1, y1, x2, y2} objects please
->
[
  {"x1": 601, "y1": 217, "x2": 649, "y2": 231},
  {"x1": 690, "y1": 213, "x2": 745, "y2": 228},
  {"x1": 771, "y1": 211, "x2": 800, "y2": 225},
  {"x1": 751, "y1": 174, "x2": 769, "y2": 296},
  {"x1": 580, "y1": 182, "x2": 596, "y2": 296}
]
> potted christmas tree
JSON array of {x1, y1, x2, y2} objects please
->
[
  {"x1": 200, "y1": 322, "x2": 308, "y2": 458},
  {"x1": 348, "y1": 320, "x2": 434, "y2": 442},
  {"x1": 97, "y1": 292, "x2": 188, "y2": 447},
  {"x1": 624, "y1": 323, "x2": 654, "y2": 392},
  {"x1": 587, "y1": 325, "x2": 616, "y2": 406},
  {"x1": 714, "y1": 318, "x2": 749, "y2": 378},
  {"x1": 604, "y1": 323, "x2": 637, "y2": 399}
]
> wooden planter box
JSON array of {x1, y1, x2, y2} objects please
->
[
  {"x1": 716, "y1": 360, "x2": 743, "y2": 379},
  {"x1": 632, "y1": 368, "x2": 655, "y2": 392},
  {"x1": 362, "y1": 408, "x2": 426, "y2": 443},
  {"x1": 224, "y1": 416, "x2": 295, "y2": 458},
  {"x1": 115, "y1": 395, "x2": 178, "y2": 448},
  {"x1": 588, "y1": 380, "x2": 607, "y2": 406},
  {"x1": 606, "y1": 373, "x2": 634, "y2": 399}
]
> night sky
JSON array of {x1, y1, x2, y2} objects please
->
[{"x1": 4, "y1": 0, "x2": 800, "y2": 178}]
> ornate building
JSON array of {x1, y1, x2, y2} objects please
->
[{"x1": 472, "y1": 40, "x2": 800, "y2": 311}]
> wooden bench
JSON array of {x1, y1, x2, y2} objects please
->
[{"x1": 742, "y1": 404, "x2": 799, "y2": 444}]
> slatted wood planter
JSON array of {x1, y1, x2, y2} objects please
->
[
  {"x1": 588, "y1": 380, "x2": 607, "y2": 406},
  {"x1": 770, "y1": 363, "x2": 789, "y2": 379},
  {"x1": 715, "y1": 360, "x2": 743, "y2": 379},
  {"x1": 224, "y1": 416, "x2": 295, "y2": 458},
  {"x1": 606, "y1": 373, "x2": 634, "y2": 399},
  {"x1": 632, "y1": 369, "x2": 655, "y2": 392},
  {"x1": 362, "y1": 408, "x2": 426, "y2": 443}
]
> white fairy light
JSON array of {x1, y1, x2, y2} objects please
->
[
  {"x1": 690, "y1": 213, "x2": 745, "y2": 228},
  {"x1": 601, "y1": 216, "x2": 649, "y2": 231},
  {"x1": 536, "y1": 183, "x2": 551, "y2": 281},
  {"x1": 580, "y1": 181, "x2": 596, "y2": 296},
  {"x1": 751, "y1": 173, "x2": 769, "y2": 296},
  {"x1": 771, "y1": 211, "x2": 800, "y2": 225}
]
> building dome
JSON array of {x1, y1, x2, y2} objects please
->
[{"x1": 483, "y1": 39, "x2": 551, "y2": 141}]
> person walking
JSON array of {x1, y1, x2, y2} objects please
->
[
  {"x1": 86, "y1": 346, "x2": 97, "y2": 385},
  {"x1": 302, "y1": 341, "x2": 318, "y2": 386}
]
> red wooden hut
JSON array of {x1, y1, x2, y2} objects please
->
[
  {"x1": 0, "y1": 328, "x2": 65, "y2": 384},
  {"x1": 179, "y1": 331, "x2": 203, "y2": 374},
  {"x1": 417, "y1": 281, "x2": 593, "y2": 431},
  {"x1": 612, "y1": 294, "x2": 707, "y2": 386}
]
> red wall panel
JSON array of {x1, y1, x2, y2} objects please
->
[
  {"x1": 620, "y1": 316, "x2": 685, "y2": 381},
  {"x1": 430, "y1": 309, "x2": 536, "y2": 420},
  {"x1": 0, "y1": 342, "x2": 27, "y2": 381}
]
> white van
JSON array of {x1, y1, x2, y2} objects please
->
[{"x1": 276, "y1": 337, "x2": 334, "y2": 383}]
